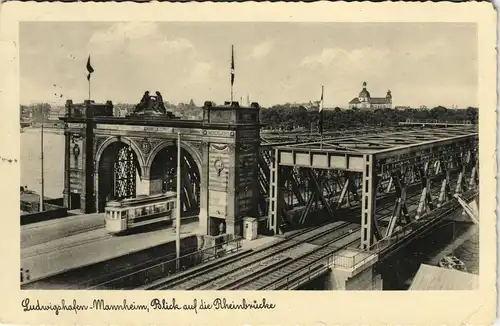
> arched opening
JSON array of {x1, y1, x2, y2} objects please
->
[
  {"x1": 97, "y1": 142, "x2": 142, "y2": 212},
  {"x1": 149, "y1": 145, "x2": 200, "y2": 216}
]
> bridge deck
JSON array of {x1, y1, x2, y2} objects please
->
[
  {"x1": 21, "y1": 212, "x2": 105, "y2": 249},
  {"x1": 139, "y1": 189, "x2": 473, "y2": 291},
  {"x1": 21, "y1": 221, "x2": 199, "y2": 285},
  {"x1": 274, "y1": 125, "x2": 477, "y2": 171}
]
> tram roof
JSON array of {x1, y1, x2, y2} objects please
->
[{"x1": 106, "y1": 192, "x2": 176, "y2": 208}]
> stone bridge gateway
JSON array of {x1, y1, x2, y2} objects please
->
[{"x1": 62, "y1": 100, "x2": 261, "y2": 237}]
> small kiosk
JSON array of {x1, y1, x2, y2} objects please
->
[{"x1": 243, "y1": 217, "x2": 258, "y2": 241}]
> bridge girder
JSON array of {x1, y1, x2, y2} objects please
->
[{"x1": 266, "y1": 125, "x2": 478, "y2": 250}]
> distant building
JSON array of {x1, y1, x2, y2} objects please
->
[
  {"x1": 348, "y1": 82, "x2": 392, "y2": 110},
  {"x1": 48, "y1": 108, "x2": 65, "y2": 121},
  {"x1": 114, "y1": 107, "x2": 129, "y2": 117}
]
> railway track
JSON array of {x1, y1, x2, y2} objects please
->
[
  {"x1": 236, "y1": 185, "x2": 471, "y2": 291},
  {"x1": 235, "y1": 232, "x2": 361, "y2": 290},
  {"x1": 143, "y1": 173, "x2": 462, "y2": 290},
  {"x1": 201, "y1": 224, "x2": 361, "y2": 290},
  {"x1": 142, "y1": 221, "x2": 356, "y2": 290}
]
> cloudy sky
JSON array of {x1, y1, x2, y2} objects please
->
[{"x1": 20, "y1": 22, "x2": 477, "y2": 108}]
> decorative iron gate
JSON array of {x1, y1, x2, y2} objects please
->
[{"x1": 114, "y1": 146, "x2": 136, "y2": 200}]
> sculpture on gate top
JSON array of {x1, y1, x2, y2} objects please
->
[{"x1": 131, "y1": 90, "x2": 170, "y2": 117}]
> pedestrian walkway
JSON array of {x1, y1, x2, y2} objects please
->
[
  {"x1": 21, "y1": 221, "x2": 199, "y2": 283},
  {"x1": 21, "y1": 212, "x2": 105, "y2": 248}
]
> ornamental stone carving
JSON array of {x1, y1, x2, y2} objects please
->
[
  {"x1": 239, "y1": 143, "x2": 253, "y2": 152},
  {"x1": 210, "y1": 143, "x2": 229, "y2": 152},
  {"x1": 93, "y1": 136, "x2": 106, "y2": 153},
  {"x1": 140, "y1": 138, "x2": 152, "y2": 155},
  {"x1": 187, "y1": 141, "x2": 203, "y2": 157},
  {"x1": 214, "y1": 159, "x2": 226, "y2": 177}
]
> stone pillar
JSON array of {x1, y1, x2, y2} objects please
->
[
  {"x1": 81, "y1": 102, "x2": 95, "y2": 213},
  {"x1": 199, "y1": 141, "x2": 210, "y2": 236},
  {"x1": 137, "y1": 166, "x2": 151, "y2": 196},
  {"x1": 80, "y1": 133, "x2": 88, "y2": 213},
  {"x1": 63, "y1": 129, "x2": 71, "y2": 208},
  {"x1": 225, "y1": 143, "x2": 239, "y2": 236},
  {"x1": 328, "y1": 253, "x2": 381, "y2": 290},
  {"x1": 94, "y1": 170, "x2": 99, "y2": 213},
  {"x1": 200, "y1": 101, "x2": 261, "y2": 238},
  {"x1": 137, "y1": 178, "x2": 151, "y2": 196}
]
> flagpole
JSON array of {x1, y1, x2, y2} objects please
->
[
  {"x1": 86, "y1": 55, "x2": 94, "y2": 102},
  {"x1": 320, "y1": 85, "x2": 324, "y2": 150},
  {"x1": 175, "y1": 131, "x2": 181, "y2": 271},
  {"x1": 39, "y1": 123, "x2": 44, "y2": 212},
  {"x1": 231, "y1": 45, "x2": 234, "y2": 102}
]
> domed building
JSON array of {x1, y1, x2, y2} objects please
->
[{"x1": 348, "y1": 82, "x2": 392, "y2": 110}]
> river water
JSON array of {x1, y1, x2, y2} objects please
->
[
  {"x1": 21, "y1": 129, "x2": 65, "y2": 198},
  {"x1": 303, "y1": 215, "x2": 479, "y2": 290},
  {"x1": 21, "y1": 129, "x2": 479, "y2": 290}
]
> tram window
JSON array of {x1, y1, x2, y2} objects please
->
[
  {"x1": 166, "y1": 202, "x2": 170, "y2": 210},
  {"x1": 121, "y1": 211, "x2": 126, "y2": 219},
  {"x1": 135, "y1": 208, "x2": 142, "y2": 217}
]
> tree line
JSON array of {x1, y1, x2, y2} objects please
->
[
  {"x1": 21, "y1": 101, "x2": 478, "y2": 131},
  {"x1": 260, "y1": 105, "x2": 479, "y2": 131}
]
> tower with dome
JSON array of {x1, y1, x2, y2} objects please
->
[{"x1": 348, "y1": 81, "x2": 392, "y2": 110}]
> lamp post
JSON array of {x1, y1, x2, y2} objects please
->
[
  {"x1": 39, "y1": 123, "x2": 45, "y2": 212},
  {"x1": 175, "y1": 132, "x2": 181, "y2": 271}
]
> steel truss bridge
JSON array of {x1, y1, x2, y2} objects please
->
[
  {"x1": 258, "y1": 124, "x2": 478, "y2": 250},
  {"x1": 50, "y1": 123, "x2": 478, "y2": 291}
]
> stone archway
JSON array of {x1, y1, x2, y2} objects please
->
[
  {"x1": 147, "y1": 142, "x2": 201, "y2": 216},
  {"x1": 95, "y1": 137, "x2": 145, "y2": 212}
]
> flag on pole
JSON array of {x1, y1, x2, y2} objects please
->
[
  {"x1": 231, "y1": 45, "x2": 235, "y2": 86},
  {"x1": 319, "y1": 85, "x2": 324, "y2": 134},
  {"x1": 86, "y1": 55, "x2": 94, "y2": 81}
]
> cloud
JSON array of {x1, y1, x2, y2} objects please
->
[
  {"x1": 300, "y1": 48, "x2": 341, "y2": 67},
  {"x1": 299, "y1": 47, "x2": 390, "y2": 70},
  {"x1": 88, "y1": 22, "x2": 194, "y2": 56},
  {"x1": 188, "y1": 61, "x2": 213, "y2": 83},
  {"x1": 250, "y1": 41, "x2": 273, "y2": 59}
]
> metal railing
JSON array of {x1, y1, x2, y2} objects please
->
[
  {"x1": 270, "y1": 264, "x2": 329, "y2": 290},
  {"x1": 267, "y1": 246, "x2": 359, "y2": 290},
  {"x1": 338, "y1": 190, "x2": 478, "y2": 266},
  {"x1": 88, "y1": 236, "x2": 242, "y2": 289},
  {"x1": 401, "y1": 119, "x2": 474, "y2": 125},
  {"x1": 267, "y1": 191, "x2": 478, "y2": 290}
]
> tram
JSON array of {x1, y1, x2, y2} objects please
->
[{"x1": 105, "y1": 192, "x2": 177, "y2": 234}]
